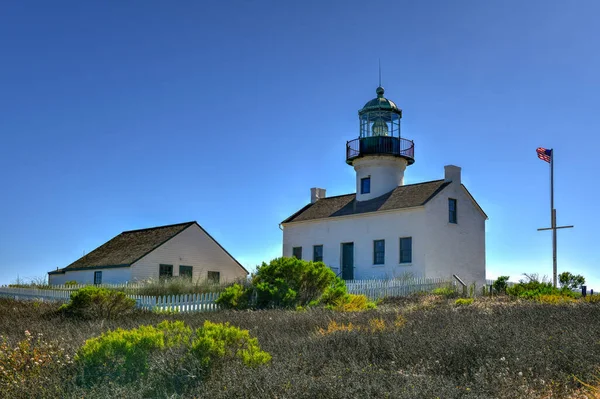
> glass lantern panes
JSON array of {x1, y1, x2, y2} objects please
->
[{"x1": 359, "y1": 111, "x2": 401, "y2": 138}]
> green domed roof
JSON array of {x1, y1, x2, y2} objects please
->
[{"x1": 360, "y1": 86, "x2": 400, "y2": 114}]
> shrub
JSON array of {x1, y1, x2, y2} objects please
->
[
  {"x1": 506, "y1": 277, "x2": 578, "y2": 301},
  {"x1": 455, "y1": 298, "x2": 474, "y2": 306},
  {"x1": 492, "y1": 276, "x2": 510, "y2": 294},
  {"x1": 64, "y1": 280, "x2": 78, "y2": 287},
  {"x1": 558, "y1": 271, "x2": 586, "y2": 290},
  {"x1": 251, "y1": 257, "x2": 339, "y2": 307},
  {"x1": 329, "y1": 294, "x2": 376, "y2": 312},
  {"x1": 76, "y1": 324, "x2": 165, "y2": 383},
  {"x1": 76, "y1": 320, "x2": 270, "y2": 385},
  {"x1": 584, "y1": 295, "x2": 600, "y2": 304},
  {"x1": 0, "y1": 331, "x2": 70, "y2": 388},
  {"x1": 432, "y1": 286, "x2": 458, "y2": 298},
  {"x1": 190, "y1": 321, "x2": 271, "y2": 367},
  {"x1": 59, "y1": 286, "x2": 135, "y2": 319},
  {"x1": 216, "y1": 283, "x2": 251, "y2": 309},
  {"x1": 320, "y1": 277, "x2": 349, "y2": 306},
  {"x1": 537, "y1": 294, "x2": 576, "y2": 304}
]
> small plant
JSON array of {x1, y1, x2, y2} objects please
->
[
  {"x1": 558, "y1": 271, "x2": 586, "y2": 290},
  {"x1": 455, "y1": 298, "x2": 474, "y2": 306},
  {"x1": 492, "y1": 276, "x2": 510, "y2": 294},
  {"x1": 537, "y1": 294, "x2": 576, "y2": 304},
  {"x1": 432, "y1": 286, "x2": 458, "y2": 299},
  {"x1": 329, "y1": 294, "x2": 376, "y2": 312},
  {"x1": 0, "y1": 331, "x2": 70, "y2": 387},
  {"x1": 317, "y1": 320, "x2": 356, "y2": 336},
  {"x1": 584, "y1": 295, "x2": 600, "y2": 304},
  {"x1": 64, "y1": 280, "x2": 78, "y2": 287},
  {"x1": 59, "y1": 286, "x2": 135, "y2": 319}
]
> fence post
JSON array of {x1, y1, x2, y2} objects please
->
[{"x1": 582, "y1": 285, "x2": 587, "y2": 298}]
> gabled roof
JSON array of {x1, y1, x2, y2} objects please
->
[
  {"x1": 49, "y1": 221, "x2": 248, "y2": 274},
  {"x1": 282, "y1": 180, "x2": 451, "y2": 224}
]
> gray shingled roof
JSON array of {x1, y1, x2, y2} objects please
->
[
  {"x1": 282, "y1": 180, "x2": 451, "y2": 224},
  {"x1": 49, "y1": 222, "x2": 196, "y2": 274}
]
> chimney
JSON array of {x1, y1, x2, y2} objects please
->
[
  {"x1": 444, "y1": 165, "x2": 461, "y2": 185},
  {"x1": 310, "y1": 187, "x2": 326, "y2": 203}
]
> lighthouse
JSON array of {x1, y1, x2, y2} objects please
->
[{"x1": 346, "y1": 86, "x2": 415, "y2": 201}]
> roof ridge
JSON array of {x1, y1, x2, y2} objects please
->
[
  {"x1": 121, "y1": 221, "x2": 195, "y2": 234},
  {"x1": 318, "y1": 180, "x2": 445, "y2": 200}
]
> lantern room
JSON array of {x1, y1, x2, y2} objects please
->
[{"x1": 346, "y1": 86, "x2": 415, "y2": 165}]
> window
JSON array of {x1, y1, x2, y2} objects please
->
[
  {"x1": 373, "y1": 240, "x2": 385, "y2": 265},
  {"x1": 179, "y1": 265, "x2": 193, "y2": 280},
  {"x1": 449, "y1": 198, "x2": 457, "y2": 224},
  {"x1": 94, "y1": 271, "x2": 102, "y2": 285},
  {"x1": 399, "y1": 237, "x2": 412, "y2": 263},
  {"x1": 313, "y1": 245, "x2": 323, "y2": 262},
  {"x1": 292, "y1": 247, "x2": 302, "y2": 259},
  {"x1": 361, "y1": 177, "x2": 371, "y2": 194},
  {"x1": 207, "y1": 271, "x2": 220, "y2": 284},
  {"x1": 159, "y1": 264, "x2": 173, "y2": 280}
]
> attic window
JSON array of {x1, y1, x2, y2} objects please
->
[
  {"x1": 361, "y1": 177, "x2": 371, "y2": 194},
  {"x1": 449, "y1": 198, "x2": 457, "y2": 224}
]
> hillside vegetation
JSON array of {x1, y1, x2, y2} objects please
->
[{"x1": 1, "y1": 294, "x2": 600, "y2": 398}]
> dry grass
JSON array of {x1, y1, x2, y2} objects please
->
[{"x1": 1, "y1": 296, "x2": 600, "y2": 398}]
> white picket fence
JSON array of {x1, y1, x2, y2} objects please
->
[
  {"x1": 346, "y1": 277, "x2": 454, "y2": 300},
  {"x1": 0, "y1": 278, "x2": 456, "y2": 309},
  {"x1": 0, "y1": 287, "x2": 221, "y2": 313},
  {"x1": 132, "y1": 292, "x2": 221, "y2": 313}
]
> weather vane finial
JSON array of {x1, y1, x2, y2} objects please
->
[{"x1": 378, "y1": 58, "x2": 381, "y2": 87}]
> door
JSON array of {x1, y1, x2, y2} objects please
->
[{"x1": 341, "y1": 242, "x2": 354, "y2": 280}]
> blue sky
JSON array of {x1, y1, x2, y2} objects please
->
[{"x1": 1, "y1": 1, "x2": 598, "y2": 288}]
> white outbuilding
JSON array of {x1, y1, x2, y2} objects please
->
[
  {"x1": 48, "y1": 221, "x2": 248, "y2": 285},
  {"x1": 281, "y1": 86, "x2": 487, "y2": 284}
]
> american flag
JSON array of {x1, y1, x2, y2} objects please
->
[{"x1": 536, "y1": 147, "x2": 552, "y2": 163}]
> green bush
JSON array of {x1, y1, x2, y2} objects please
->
[
  {"x1": 64, "y1": 280, "x2": 78, "y2": 287},
  {"x1": 252, "y1": 257, "x2": 339, "y2": 307},
  {"x1": 76, "y1": 324, "x2": 165, "y2": 383},
  {"x1": 329, "y1": 294, "x2": 377, "y2": 312},
  {"x1": 506, "y1": 277, "x2": 578, "y2": 300},
  {"x1": 455, "y1": 298, "x2": 474, "y2": 306},
  {"x1": 492, "y1": 276, "x2": 510, "y2": 294},
  {"x1": 59, "y1": 286, "x2": 135, "y2": 319},
  {"x1": 558, "y1": 271, "x2": 585, "y2": 290},
  {"x1": 320, "y1": 277, "x2": 349, "y2": 306},
  {"x1": 432, "y1": 286, "x2": 458, "y2": 299},
  {"x1": 215, "y1": 283, "x2": 251, "y2": 309},
  {"x1": 76, "y1": 320, "x2": 270, "y2": 384},
  {"x1": 190, "y1": 320, "x2": 271, "y2": 367}
]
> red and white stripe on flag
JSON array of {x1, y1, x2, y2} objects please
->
[{"x1": 536, "y1": 147, "x2": 552, "y2": 163}]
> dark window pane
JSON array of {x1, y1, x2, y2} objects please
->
[
  {"x1": 361, "y1": 177, "x2": 371, "y2": 194},
  {"x1": 207, "y1": 271, "x2": 220, "y2": 284},
  {"x1": 400, "y1": 237, "x2": 412, "y2": 263},
  {"x1": 179, "y1": 265, "x2": 193, "y2": 279},
  {"x1": 292, "y1": 247, "x2": 302, "y2": 259},
  {"x1": 449, "y1": 199, "x2": 457, "y2": 223},
  {"x1": 313, "y1": 245, "x2": 323, "y2": 262},
  {"x1": 159, "y1": 264, "x2": 173, "y2": 280},
  {"x1": 373, "y1": 240, "x2": 385, "y2": 264},
  {"x1": 94, "y1": 271, "x2": 102, "y2": 285}
]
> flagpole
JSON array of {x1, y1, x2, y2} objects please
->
[{"x1": 551, "y1": 148, "x2": 557, "y2": 288}]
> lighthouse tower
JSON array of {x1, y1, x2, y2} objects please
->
[{"x1": 346, "y1": 86, "x2": 415, "y2": 201}]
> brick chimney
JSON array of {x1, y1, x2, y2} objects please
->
[
  {"x1": 310, "y1": 188, "x2": 326, "y2": 203},
  {"x1": 444, "y1": 165, "x2": 461, "y2": 184}
]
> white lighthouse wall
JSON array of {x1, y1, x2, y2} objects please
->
[
  {"x1": 423, "y1": 183, "x2": 486, "y2": 286},
  {"x1": 282, "y1": 207, "x2": 429, "y2": 280},
  {"x1": 353, "y1": 156, "x2": 408, "y2": 201}
]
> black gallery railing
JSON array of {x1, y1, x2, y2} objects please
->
[{"x1": 346, "y1": 136, "x2": 415, "y2": 164}]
